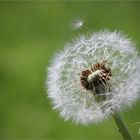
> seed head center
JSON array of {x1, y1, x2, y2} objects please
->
[
  {"x1": 87, "y1": 70, "x2": 102, "y2": 83},
  {"x1": 80, "y1": 60, "x2": 112, "y2": 94}
]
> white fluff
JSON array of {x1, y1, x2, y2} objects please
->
[{"x1": 46, "y1": 30, "x2": 140, "y2": 125}]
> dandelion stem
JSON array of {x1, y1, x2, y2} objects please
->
[{"x1": 113, "y1": 111, "x2": 132, "y2": 140}]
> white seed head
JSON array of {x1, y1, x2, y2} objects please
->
[{"x1": 46, "y1": 30, "x2": 140, "y2": 125}]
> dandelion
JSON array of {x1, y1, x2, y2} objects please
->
[{"x1": 46, "y1": 30, "x2": 140, "y2": 139}]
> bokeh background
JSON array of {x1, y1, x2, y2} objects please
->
[{"x1": 0, "y1": 1, "x2": 140, "y2": 139}]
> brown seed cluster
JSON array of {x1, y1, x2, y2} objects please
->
[{"x1": 80, "y1": 60, "x2": 112, "y2": 94}]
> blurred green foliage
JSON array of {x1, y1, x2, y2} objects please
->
[{"x1": 0, "y1": 1, "x2": 140, "y2": 139}]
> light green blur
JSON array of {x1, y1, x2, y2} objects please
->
[{"x1": 0, "y1": 1, "x2": 140, "y2": 139}]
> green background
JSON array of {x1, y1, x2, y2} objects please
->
[{"x1": 0, "y1": 1, "x2": 140, "y2": 139}]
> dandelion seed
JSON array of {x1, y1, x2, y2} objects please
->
[
  {"x1": 46, "y1": 30, "x2": 140, "y2": 125},
  {"x1": 71, "y1": 19, "x2": 83, "y2": 30}
]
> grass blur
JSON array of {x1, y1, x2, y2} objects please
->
[{"x1": 0, "y1": 1, "x2": 140, "y2": 139}]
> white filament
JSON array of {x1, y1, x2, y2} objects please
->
[{"x1": 71, "y1": 19, "x2": 83, "y2": 30}]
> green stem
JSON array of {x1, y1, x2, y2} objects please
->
[{"x1": 113, "y1": 112, "x2": 132, "y2": 140}]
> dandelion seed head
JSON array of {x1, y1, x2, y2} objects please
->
[{"x1": 47, "y1": 30, "x2": 140, "y2": 125}]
